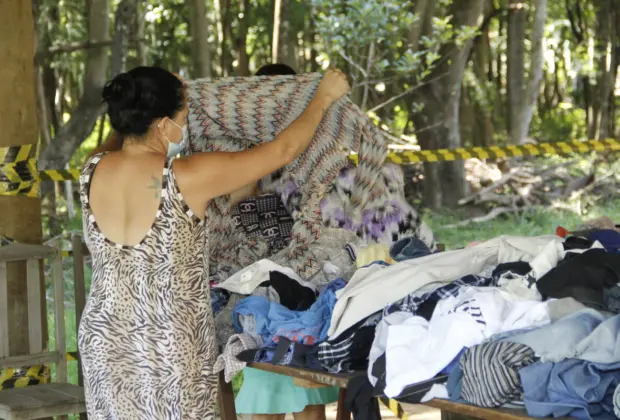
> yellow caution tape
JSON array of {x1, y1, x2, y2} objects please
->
[
  {"x1": 0, "y1": 365, "x2": 50, "y2": 390},
  {"x1": 350, "y1": 138, "x2": 620, "y2": 165},
  {"x1": 379, "y1": 397, "x2": 409, "y2": 420},
  {"x1": 1, "y1": 139, "x2": 619, "y2": 196}
]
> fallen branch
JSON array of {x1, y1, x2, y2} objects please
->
[{"x1": 444, "y1": 207, "x2": 522, "y2": 228}]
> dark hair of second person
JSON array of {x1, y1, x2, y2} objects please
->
[
  {"x1": 102, "y1": 66, "x2": 185, "y2": 138},
  {"x1": 255, "y1": 63, "x2": 297, "y2": 76}
]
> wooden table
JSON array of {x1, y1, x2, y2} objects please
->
[{"x1": 217, "y1": 363, "x2": 544, "y2": 420}]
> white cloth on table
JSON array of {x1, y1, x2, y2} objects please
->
[
  {"x1": 382, "y1": 286, "x2": 551, "y2": 398},
  {"x1": 367, "y1": 311, "x2": 410, "y2": 387},
  {"x1": 328, "y1": 235, "x2": 563, "y2": 339},
  {"x1": 214, "y1": 259, "x2": 316, "y2": 295}
]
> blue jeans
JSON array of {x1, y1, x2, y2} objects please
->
[
  {"x1": 521, "y1": 359, "x2": 620, "y2": 420},
  {"x1": 500, "y1": 309, "x2": 610, "y2": 363}
]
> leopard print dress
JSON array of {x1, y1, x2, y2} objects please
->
[{"x1": 78, "y1": 153, "x2": 218, "y2": 419}]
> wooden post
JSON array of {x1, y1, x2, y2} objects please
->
[{"x1": 0, "y1": 0, "x2": 44, "y2": 358}]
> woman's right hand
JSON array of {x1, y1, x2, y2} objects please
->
[{"x1": 315, "y1": 69, "x2": 350, "y2": 107}]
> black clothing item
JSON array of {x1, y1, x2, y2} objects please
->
[
  {"x1": 347, "y1": 325, "x2": 377, "y2": 371},
  {"x1": 415, "y1": 299, "x2": 438, "y2": 321},
  {"x1": 563, "y1": 236, "x2": 594, "y2": 251},
  {"x1": 236, "y1": 338, "x2": 324, "y2": 371},
  {"x1": 537, "y1": 249, "x2": 620, "y2": 309},
  {"x1": 345, "y1": 375, "x2": 381, "y2": 420},
  {"x1": 258, "y1": 271, "x2": 317, "y2": 311},
  {"x1": 492, "y1": 262, "x2": 532, "y2": 278},
  {"x1": 371, "y1": 354, "x2": 448, "y2": 403}
]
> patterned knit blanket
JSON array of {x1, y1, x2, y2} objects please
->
[{"x1": 186, "y1": 74, "x2": 398, "y2": 281}]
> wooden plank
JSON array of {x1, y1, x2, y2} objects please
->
[
  {"x1": 0, "y1": 351, "x2": 60, "y2": 370},
  {"x1": 70, "y1": 235, "x2": 88, "y2": 420},
  {"x1": 248, "y1": 365, "x2": 552, "y2": 420},
  {"x1": 51, "y1": 249, "x2": 67, "y2": 383},
  {"x1": 217, "y1": 371, "x2": 237, "y2": 420},
  {"x1": 26, "y1": 259, "x2": 43, "y2": 354},
  {"x1": 0, "y1": 244, "x2": 55, "y2": 263},
  {"x1": 0, "y1": 262, "x2": 9, "y2": 358},
  {"x1": 417, "y1": 401, "x2": 537, "y2": 420},
  {"x1": 250, "y1": 363, "x2": 352, "y2": 388},
  {"x1": 71, "y1": 235, "x2": 87, "y2": 331},
  {"x1": 0, "y1": 383, "x2": 85, "y2": 418},
  {"x1": 336, "y1": 388, "x2": 351, "y2": 420}
]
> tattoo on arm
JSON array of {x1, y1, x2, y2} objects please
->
[{"x1": 148, "y1": 176, "x2": 162, "y2": 199}]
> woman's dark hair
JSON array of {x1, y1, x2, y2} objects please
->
[
  {"x1": 255, "y1": 63, "x2": 297, "y2": 76},
  {"x1": 102, "y1": 66, "x2": 185, "y2": 137}
]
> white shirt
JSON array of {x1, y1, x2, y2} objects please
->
[
  {"x1": 382, "y1": 287, "x2": 550, "y2": 397},
  {"x1": 328, "y1": 235, "x2": 563, "y2": 339}
]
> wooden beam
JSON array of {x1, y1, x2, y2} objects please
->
[{"x1": 0, "y1": 0, "x2": 45, "y2": 358}]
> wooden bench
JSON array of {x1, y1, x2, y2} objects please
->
[
  {"x1": 214, "y1": 363, "x2": 546, "y2": 420},
  {"x1": 0, "y1": 242, "x2": 86, "y2": 420}
]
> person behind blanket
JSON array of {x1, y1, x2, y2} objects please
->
[
  {"x1": 231, "y1": 63, "x2": 340, "y2": 420},
  {"x1": 80, "y1": 66, "x2": 350, "y2": 419}
]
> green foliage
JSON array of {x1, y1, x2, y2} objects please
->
[{"x1": 530, "y1": 105, "x2": 588, "y2": 142}]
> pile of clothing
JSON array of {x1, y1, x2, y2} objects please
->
[
  {"x1": 185, "y1": 75, "x2": 620, "y2": 420},
  {"x1": 214, "y1": 219, "x2": 620, "y2": 420}
]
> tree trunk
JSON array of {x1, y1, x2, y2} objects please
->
[
  {"x1": 213, "y1": 0, "x2": 224, "y2": 75},
  {"x1": 134, "y1": 2, "x2": 147, "y2": 66},
  {"x1": 38, "y1": 0, "x2": 110, "y2": 175},
  {"x1": 0, "y1": 0, "x2": 44, "y2": 359},
  {"x1": 235, "y1": 0, "x2": 251, "y2": 76},
  {"x1": 507, "y1": 0, "x2": 547, "y2": 144},
  {"x1": 280, "y1": 0, "x2": 297, "y2": 68},
  {"x1": 472, "y1": 16, "x2": 495, "y2": 147},
  {"x1": 188, "y1": 0, "x2": 212, "y2": 78},
  {"x1": 507, "y1": 0, "x2": 526, "y2": 142},
  {"x1": 591, "y1": 0, "x2": 616, "y2": 140},
  {"x1": 408, "y1": 0, "x2": 433, "y2": 52},
  {"x1": 220, "y1": 0, "x2": 234, "y2": 76},
  {"x1": 272, "y1": 0, "x2": 283, "y2": 64},
  {"x1": 412, "y1": 0, "x2": 486, "y2": 209}
]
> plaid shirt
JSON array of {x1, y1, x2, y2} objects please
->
[
  {"x1": 384, "y1": 275, "x2": 494, "y2": 316},
  {"x1": 318, "y1": 311, "x2": 382, "y2": 373}
]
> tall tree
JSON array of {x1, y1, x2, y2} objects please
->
[
  {"x1": 507, "y1": 0, "x2": 548, "y2": 144},
  {"x1": 411, "y1": 0, "x2": 486, "y2": 208},
  {"x1": 235, "y1": 0, "x2": 251, "y2": 76},
  {"x1": 188, "y1": 0, "x2": 213, "y2": 78},
  {"x1": 38, "y1": 0, "x2": 111, "y2": 173},
  {"x1": 272, "y1": 0, "x2": 283, "y2": 64},
  {"x1": 590, "y1": 0, "x2": 617, "y2": 140}
]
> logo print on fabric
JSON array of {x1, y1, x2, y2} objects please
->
[
  {"x1": 263, "y1": 227, "x2": 280, "y2": 237},
  {"x1": 448, "y1": 299, "x2": 486, "y2": 326},
  {"x1": 239, "y1": 202, "x2": 256, "y2": 212},
  {"x1": 246, "y1": 224, "x2": 260, "y2": 232}
]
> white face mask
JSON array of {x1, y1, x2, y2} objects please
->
[{"x1": 165, "y1": 119, "x2": 188, "y2": 158}]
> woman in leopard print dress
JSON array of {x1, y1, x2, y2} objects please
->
[{"x1": 78, "y1": 66, "x2": 349, "y2": 419}]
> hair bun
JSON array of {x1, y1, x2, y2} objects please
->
[{"x1": 102, "y1": 73, "x2": 137, "y2": 108}]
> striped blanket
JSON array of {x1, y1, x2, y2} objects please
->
[{"x1": 186, "y1": 73, "x2": 432, "y2": 283}]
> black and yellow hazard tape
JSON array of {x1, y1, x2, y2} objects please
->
[
  {"x1": 351, "y1": 138, "x2": 620, "y2": 164},
  {"x1": 0, "y1": 144, "x2": 36, "y2": 165},
  {"x1": 1, "y1": 139, "x2": 619, "y2": 196},
  {"x1": 379, "y1": 397, "x2": 409, "y2": 420},
  {"x1": 0, "y1": 365, "x2": 50, "y2": 390},
  {"x1": 38, "y1": 168, "x2": 81, "y2": 182},
  {"x1": 0, "y1": 353, "x2": 80, "y2": 390}
]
